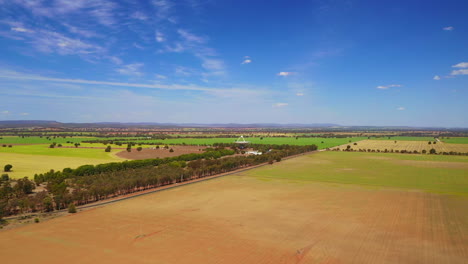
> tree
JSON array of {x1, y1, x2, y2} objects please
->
[
  {"x1": 105, "y1": 145, "x2": 111, "y2": 152},
  {"x1": 4, "y1": 164, "x2": 12, "y2": 172},
  {"x1": 68, "y1": 203, "x2": 77, "y2": 213},
  {"x1": 422, "y1": 149, "x2": 427, "y2": 154},
  {"x1": 43, "y1": 196, "x2": 54, "y2": 212},
  {"x1": 169, "y1": 148, "x2": 174, "y2": 152},
  {"x1": 429, "y1": 148, "x2": 436, "y2": 154},
  {"x1": 137, "y1": 147, "x2": 142, "y2": 152},
  {"x1": 428, "y1": 141, "x2": 432, "y2": 145},
  {"x1": 1, "y1": 174, "x2": 8, "y2": 181}
]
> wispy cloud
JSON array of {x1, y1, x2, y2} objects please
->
[
  {"x1": 443, "y1": 26, "x2": 454, "y2": 31},
  {"x1": 19, "y1": 112, "x2": 30, "y2": 116},
  {"x1": 376, "y1": 84, "x2": 402, "y2": 90},
  {"x1": 296, "y1": 92, "x2": 304, "y2": 96},
  {"x1": 0, "y1": 69, "x2": 259, "y2": 96},
  {"x1": 396, "y1": 107, "x2": 405, "y2": 111},
  {"x1": 433, "y1": 75, "x2": 441, "y2": 80},
  {"x1": 155, "y1": 31, "x2": 165, "y2": 42},
  {"x1": 241, "y1": 58, "x2": 252, "y2": 64},
  {"x1": 277, "y1": 72, "x2": 296, "y2": 77},
  {"x1": 177, "y1": 29, "x2": 206, "y2": 43},
  {"x1": 273, "y1": 103, "x2": 288, "y2": 108},
  {"x1": 1, "y1": 110, "x2": 10, "y2": 115},
  {"x1": 11, "y1": 27, "x2": 33, "y2": 33},
  {"x1": 451, "y1": 69, "x2": 468, "y2": 76},
  {"x1": 452, "y1": 62, "x2": 468, "y2": 68},
  {"x1": 116, "y1": 63, "x2": 144, "y2": 76}
]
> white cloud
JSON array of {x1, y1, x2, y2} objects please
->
[
  {"x1": 433, "y1": 75, "x2": 441, "y2": 80},
  {"x1": 277, "y1": 72, "x2": 295, "y2": 77},
  {"x1": 116, "y1": 63, "x2": 144, "y2": 76},
  {"x1": 155, "y1": 31, "x2": 165, "y2": 43},
  {"x1": 296, "y1": 93, "x2": 304, "y2": 96},
  {"x1": 177, "y1": 29, "x2": 205, "y2": 44},
  {"x1": 452, "y1": 62, "x2": 468, "y2": 68},
  {"x1": 1, "y1": 110, "x2": 10, "y2": 114},
  {"x1": 443, "y1": 26, "x2": 454, "y2": 31},
  {"x1": 155, "y1": 74, "x2": 167, "y2": 79},
  {"x1": 376, "y1": 84, "x2": 402, "y2": 90},
  {"x1": 397, "y1": 107, "x2": 405, "y2": 111},
  {"x1": 451, "y1": 69, "x2": 468, "y2": 76},
  {"x1": 241, "y1": 59, "x2": 252, "y2": 64},
  {"x1": 0, "y1": 69, "x2": 255, "y2": 95},
  {"x1": 11, "y1": 27, "x2": 33, "y2": 33},
  {"x1": 109, "y1": 56, "x2": 123, "y2": 65},
  {"x1": 19, "y1": 112, "x2": 30, "y2": 116},
  {"x1": 131, "y1": 11, "x2": 148, "y2": 21},
  {"x1": 273, "y1": 103, "x2": 288, "y2": 108}
]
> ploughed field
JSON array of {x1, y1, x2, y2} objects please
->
[
  {"x1": 116, "y1": 145, "x2": 207, "y2": 159},
  {"x1": 1, "y1": 151, "x2": 467, "y2": 263},
  {"x1": 335, "y1": 139, "x2": 468, "y2": 154}
]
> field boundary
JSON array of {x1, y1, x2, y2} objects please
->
[{"x1": 3, "y1": 150, "x2": 318, "y2": 221}]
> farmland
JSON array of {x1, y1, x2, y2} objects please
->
[
  {"x1": 335, "y1": 139, "x2": 468, "y2": 154},
  {"x1": 0, "y1": 136, "x2": 363, "y2": 178},
  {"x1": 113, "y1": 136, "x2": 366, "y2": 148},
  {"x1": 0, "y1": 151, "x2": 466, "y2": 263},
  {"x1": 0, "y1": 144, "x2": 123, "y2": 178}
]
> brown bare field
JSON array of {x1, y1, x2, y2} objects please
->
[
  {"x1": 336, "y1": 139, "x2": 468, "y2": 153},
  {"x1": 1, "y1": 175, "x2": 467, "y2": 263},
  {"x1": 116, "y1": 145, "x2": 206, "y2": 160}
]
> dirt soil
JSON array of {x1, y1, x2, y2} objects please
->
[
  {"x1": 1, "y1": 174, "x2": 466, "y2": 264},
  {"x1": 116, "y1": 145, "x2": 207, "y2": 160}
]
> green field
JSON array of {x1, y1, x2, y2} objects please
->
[
  {"x1": 243, "y1": 151, "x2": 468, "y2": 195},
  {"x1": 127, "y1": 137, "x2": 366, "y2": 148},
  {"x1": 442, "y1": 137, "x2": 468, "y2": 144},
  {"x1": 0, "y1": 136, "x2": 98, "y2": 144},
  {"x1": 0, "y1": 144, "x2": 123, "y2": 179}
]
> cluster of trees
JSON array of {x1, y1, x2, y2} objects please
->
[
  {"x1": 337, "y1": 147, "x2": 468, "y2": 156},
  {"x1": 0, "y1": 144, "x2": 316, "y2": 219}
]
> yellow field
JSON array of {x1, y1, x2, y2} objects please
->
[
  {"x1": 335, "y1": 140, "x2": 468, "y2": 153},
  {"x1": 1, "y1": 152, "x2": 467, "y2": 263},
  {"x1": 0, "y1": 152, "x2": 123, "y2": 179}
]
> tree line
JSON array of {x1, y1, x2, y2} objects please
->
[{"x1": 0, "y1": 144, "x2": 317, "y2": 220}]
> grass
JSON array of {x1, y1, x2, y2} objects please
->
[
  {"x1": 442, "y1": 137, "x2": 468, "y2": 144},
  {"x1": 0, "y1": 136, "x2": 98, "y2": 144},
  {"x1": 0, "y1": 144, "x2": 123, "y2": 178},
  {"x1": 126, "y1": 137, "x2": 366, "y2": 149},
  {"x1": 0, "y1": 152, "x2": 122, "y2": 179},
  {"x1": 336, "y1": 139, "x2": 468, "y2": 153},
  {"x1": 0, "y1": 144, "x2": 122, "y2": 159},
  {"x1": 243, "y1": 151, "x2": 468, "y2": 195},
  {"x1": 370, "y1": 136, "x2": 437, "y2": 141}
]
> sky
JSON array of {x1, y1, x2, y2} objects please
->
[{"x1": 0, "y1": 0, "x2": 467, "y2": 127}]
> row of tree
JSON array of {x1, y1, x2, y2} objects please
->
[{"x1": 0, "y1": 144, "x2": 316, "y2": 219}]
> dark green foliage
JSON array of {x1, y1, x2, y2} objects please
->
[
  {"x1": 105, "y1": 145, "x2": 111, "y2": 152},
  {"x1": 429, "y1": 148, "x2": 436, "y2": 154},
  {"x1": 1, "y1": 174, "x2": 8, "y2": 181},
  {"x1": 169, "y1": 148, "x2": 174, "y2": 152},
  {"x1": 34, "y1": 218, "x2": 39, "y2": 223},
  {"x1": 4, "y1": 164, "x2": 12, "y2": 172},
  {"x1": 137, "y1": 147, "x2": 142, "y2": 151}
]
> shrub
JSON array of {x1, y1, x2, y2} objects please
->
[
  {"x1": 169, "y1": 148, "x2": 174, "y2": 152},
  {"x1": 1, "y1": 174, "x2": 9, "y2": 181},
  {"x1": 4, "y1": 164, "x2": 12, "y2": 172},
  {"x1": 68, "y1": 203, "x2": 77, "y2": 214},
  {"x1": 137, "y1": 147, "x2": 143, "y2": 151},
  {"x1": 34, "y1": 218, "x2": 40, "y2": 223}
]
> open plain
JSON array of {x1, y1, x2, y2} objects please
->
[{"x1": 1, "y1": 152, "x2": 466, "y2": 264}]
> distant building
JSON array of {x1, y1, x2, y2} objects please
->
[{"x1": 245, "y1": 150, "x2": 262, "y2": 155}]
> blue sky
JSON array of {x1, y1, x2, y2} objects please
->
[{"x1": 0, "y1": 0, "x2": 467, "y2": 127}]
